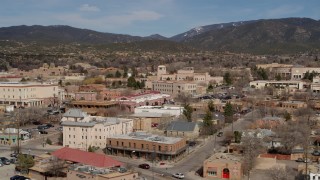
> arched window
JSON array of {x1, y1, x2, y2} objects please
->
[{"x1": 222, "y1": 168, "x2": 230, "y2": 179}]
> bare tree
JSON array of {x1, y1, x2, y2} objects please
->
[
  {"x1": 274, "y1": 120, "x2": 311, "y2": 154},
  {"x1": 266, "y1": 165, "x2": 297, "y2": 180},
  {"x1": 45, "y1": 157, "x2": 66, "y2": 177},
  {"x1": 241, "y1": 136, "x2": 266, "y2": 178},
  {"x1": 174, "y1": 92, "x2": 192, "y2": 105}
]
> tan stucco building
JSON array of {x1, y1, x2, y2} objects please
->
[
  {"x1": 0, "y1": 82, "x2": 58, "y2": 107},
  {"x1": 203, "y1": 153, "x2": 243, "y2": 180},
  {"x1": 106, "y1": 131, "x2": 187, "y2": 161},
  {"x1": 61, "y1": 109, "x2": 133, "y2": 150}
]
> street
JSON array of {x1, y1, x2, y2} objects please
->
[{"x1": 113, "y1": 111, "x2": 256, "y2": 180}]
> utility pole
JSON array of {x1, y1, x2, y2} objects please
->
[{"x1": 16, "y1": 96, "x2": 21, "y2": 154}]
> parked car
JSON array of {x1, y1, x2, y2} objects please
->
[
  {"x1": 32, "y1": 121, "x2": 41, "y2": 125},
  {"x1": 10, "y1": 152, "x2": 18, "y2": 158},
  {"x1": 10, "y1": 158, "x2": 17, "y2": 164},
  {"x1": 10, "y1": 175, "x2": 31, "y2": 180},
  {"x1": 39, "y1": 130, "x2": 48, "y2": 134},
  {"x1": 37, "y1": 125, "x2": 48, "y2": 130},
  {"x1": 188, "y1": 141, "x2": 196, "y2": 147},
  {"x1": 56, "y1": 127, "x2": 63, "y2": 131},
  {"x1": 312, "y1": 150, "x2": 320, "y2": 156},
  {"x1": 172, "y1": 173, "x2": 185, "y2": 179},
  {"x1": 139, "y1": 163, "x2": 150, "y2": 169},
  {"x1": 296, "y1": 158, "x2": 311, "y2": 163},
  {"x1": 217, "y1": 132, "x2": 223, "y2": 137},
  {"x1": 44, "y1": 123, "x2": 54, "y2": 128},
  {"x1": 0, "y1": 157, "x2": 10, "y2": 165}
]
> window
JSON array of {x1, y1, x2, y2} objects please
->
[
  {"x1": 122, "y1": 142, "x2": 124, "y2": 146},
  {"x1": 109, "y1": 140, "x2": 111, "y2": 145},
  {"x1": 141, "y1": 144, "x2": 144, "y2": 149},
  {"x1": 99, "y1": 136, "x2": 101, "y2": 139},
  {"x1": 129, "y1": 142, "x2": 131, "y2": 147},
  {"x1": 117, "y1": 141, "x2": 119, "y2": 146},
  {"x1": 207, "y1": 168, "x2": 217, "y2": 176}
]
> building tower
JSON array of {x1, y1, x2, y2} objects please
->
[{"x1": 157, "y1": 65, "x2": 167, "y2": 80}]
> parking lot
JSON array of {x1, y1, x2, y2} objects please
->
[{"x1": 0, "y1": 151, "x2": 17, "y2": 179}]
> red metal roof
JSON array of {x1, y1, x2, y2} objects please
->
[{"x1": 52, "y1": 147, "x2": 123, "y2": 168}]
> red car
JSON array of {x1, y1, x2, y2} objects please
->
[{"x1": 139, "y1": 163, "x2": 150, "y2": 169}]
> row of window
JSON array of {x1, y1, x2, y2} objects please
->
[
  {"x1": 1, "y1": 88, "x2": 36, "y2": 92},
  {"x1": 3, "y1": 95, "x2": 35, "y2": 98},
  {"x1": 111, "y1": 141, "x2": 173, "y2": 152}
]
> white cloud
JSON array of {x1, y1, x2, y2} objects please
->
[
  {"x1": 53, "y1": 10, "x2": 163, "y2": 30},
  {"x1": 107, "y1": 11, "x2": 163, "y2": 25},
  {"x1": 79, "y1": 4, "x2": 100, "y2": 12},
  {"x1": 266, "y1": 5, "x2": 303, "y2": 18}
]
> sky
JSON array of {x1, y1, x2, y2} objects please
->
[{"x1": 1, "y1": 0, "x2": 320, "y2": 37}]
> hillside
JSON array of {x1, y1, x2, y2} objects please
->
[
  {"x1": 0, "y1": 25, "x2": 143, "y2": 44},
  {"x1": 0, "y1": 18, "x2": 320, "y2": 54},
  {"x1": 184, "y1": 18, "x2": 320, "y2": 54}
]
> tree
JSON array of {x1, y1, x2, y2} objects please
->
[
  {"x1": 46, "y1": 138, "x2": 52, "y2": 145},
  {"x1": 207, "y1": 84, "x2": 214, "y2": 91},
  {"x1": 115, "y1": 70, "x2": 122, "y2": 78},
  {"x1": 123, "y1": 66, "x2": 128, "y2": 78},
  {"x1": 234, "y1": 131, "x2": 242, "y2": 143},
  {"x1": 20, "y1": 77, "x2": 27, "y2": 82},
  {"x1": 283, "y1": 111, "x2": 291, "y2": 121},
  {"x1": 174, "y1": 92, "x2": 192, "y2": 105},
  {"x1": 224, "y1": 102, "x2": 234, "y2": 123},
  {"x1": 131, "y1": 67, "x2": 138, "y2": 77},
  {"x1": 274, "y1": 120, "x2": 310, "y2": 154},
  {"x1": 58, "y1": 133, "x2": 63, "y2": 145},
  {"x1": 256, "y1": 68, "x2": 268, "y2": 80},
  {"x1": 183, "y1": 104, "x2": 193, "y2": 122},
  {"x1": 275, "y1": 74, "x2": 282, "y2": 81},
  {"x1": 17, "y1": 154, "x2": 35, "y2": 173},
  {"x1": 127, "y1": 76, "x2": 136, "y2": 88},
  {"x1": 266, "y1": 165, "x2": 297, "y2": 180},
  {"x1": 208, "y1": 100, "x2": 215, "y2": 112},
  {"x1": 88, "y1": 145, "x2": 94, "y2": 152},
  {"x1": 106, "y1": 73, "x2": 114, "y2": 78},
  {"x1": 223, "y1": 72, "x2": 232, "y2": 85},
  {"x1": 203, "y1": 111, "x2": 213, "y2": 127},
  {"x1": 44, "y1": 157, "x2": 66, "y2": 177},
  {"x1": 241, "y1": 136, "x2": 265, "y2": 178}
]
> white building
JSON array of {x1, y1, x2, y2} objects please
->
[
  {"x1": 61, "y1": 109, "x2": 133, "y2": 150},
  {"x1": 0, "y1": 82, "x2": 58, "y2": 107},
  {"x1": 134, "y1": 105, "x2": 183, "y2": 117},
  {"x1": 249, "y1": 80, "x2": 305, "y2": 90}
]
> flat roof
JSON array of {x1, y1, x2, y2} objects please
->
[
  {"x1": 110, "y1": 131, "x2": 184, "y2": 145},
  {"x1": 206, "y1": 153, "x2": 242, "y2": 163},
  {"x1": 70, "y1": 101, "x2": 117, "y2": 106},
  {"x1": 0, "y1": 82, "x2": 58, "y2": 87}
]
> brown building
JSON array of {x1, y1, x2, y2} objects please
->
[
  {"x1": 106, "y1": 131, "x2": 187, "y2": 161},
  {"x1": 130, "y1": 112, "x2": 174, "y2": 132},
  {"x1": 29, "y1": 147, "x2": 138, "y2": 180},
  {"x1": 203, "y1": 153, "x2": 243, "y2": 180},
  {"x1": 280, "y1": 101, "x2": 307, "y2": 109}
]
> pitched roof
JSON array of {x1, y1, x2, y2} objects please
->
[
  {"x1": 52, "y1": 147, "x2": 123, "y2": 168},
  {"x1": 63, "y1": 108, "x2": 89, "y2": 118},
  {"x1": 166, "y1": 121, "x2": 197, "y2": 132}
]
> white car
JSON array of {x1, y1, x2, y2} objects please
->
[{"x1": 173, "y1": 173, "x2": 184, "y2": 179}]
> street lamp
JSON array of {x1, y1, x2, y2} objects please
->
[{"x1": 131, "y1": 150, "x2": 135, "y2": 158}]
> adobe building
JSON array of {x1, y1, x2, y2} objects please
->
[
  {"x1": 0, "y1": 82, "x2": 59, "y2": 108},
  {"x1": 203, "y1": 153, "x2": 243, "y2": 180},
  {"x1": 106, "y1": 131, "x2": 187, "y2": 161}
]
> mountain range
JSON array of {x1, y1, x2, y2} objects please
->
[{"x1": 0, "y1": 17, "x2": 320, "y2": 54}]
